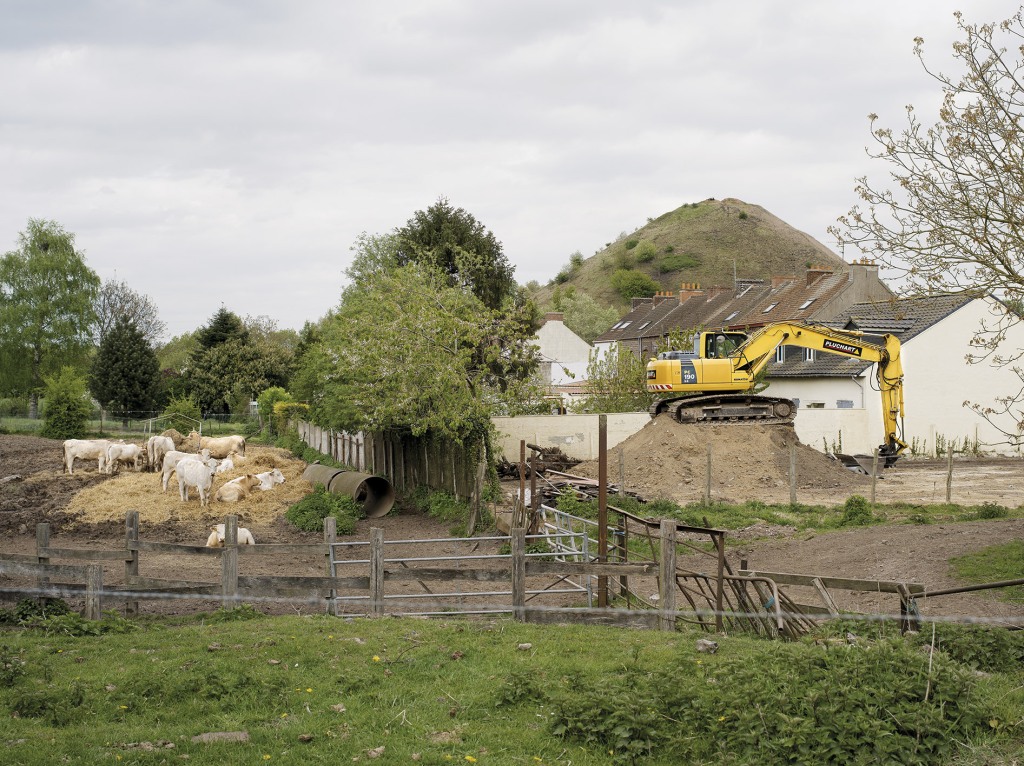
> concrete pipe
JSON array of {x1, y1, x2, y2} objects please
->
[{"x1": 301, "y1": 465, "x2": 396, "y2": 519}]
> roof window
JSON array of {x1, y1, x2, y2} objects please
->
[
  {"x1": 798, "y1": 299, "x2": 816, "y2": 310},
  {"x1": 762, "y1": 302, "x2": 778, "y2": 313},
  {"x1": 724, "y1": 311, "x2": 739, "y2": 322}
]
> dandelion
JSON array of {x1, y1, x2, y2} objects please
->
[
  {"x1": 306, "y1": 688, "x2": 313, "y2": 693},
  {"x1": 263, "y1": 755, "x2": 272, "y2": 761},
  {"x1": 465, "y1": 757, "x2": 477, "y2": 763},
  {"x1": 718, "y1": 716, "x2": 726, "y2": 722},
  {"x1": 118, "y1": 705, "x2": 128, "y2": 710},
  {"x1": 372, "y1": 655, "x2": 381, "y2": 662},
  {"x1": 281, "y1": 713, "x2": 289, "y2": 719}
]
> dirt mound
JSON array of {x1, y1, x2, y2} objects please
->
[
  {"x1": 571, "y1": 417, "x2": 870, "y2": 505},
  {"x1": 65, "y1": 445, "x2": 311, "y2": 528}
]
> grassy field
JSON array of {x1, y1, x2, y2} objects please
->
[{"x1": 0, "y1": 605, "x2": 1021, "y2": 765}]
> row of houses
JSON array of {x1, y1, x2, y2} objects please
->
[{"x1": 533, "y1": 261, "x2": 1023, "y2": 456}]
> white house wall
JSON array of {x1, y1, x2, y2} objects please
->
[
  {"x1": 536, "y1": 319, "x2": 593, "y2": 385},
  {"x1": 760, "y1": 375, "x2": 878, "y2": 454},
  {"x1": 891, "y1": 298, "x2": 1024, "y2": 455}
]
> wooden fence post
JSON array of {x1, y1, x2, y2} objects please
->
[
  {"x1": 35, "y1": 522, "x2": 50, "y2": 600},
  {"x1": 789, "y1": 443, "x2": 797, "y2": 506},
  {"x1": 946, "y1": 449, "x2": 954, "y2": 503},
  {"x1": 871, "y1": 448, "x2": 880, "y2": 503},
  {"x1": 84, "y1": 564, "x2": 102, "y2": 620},
  {"x1": 125, "y1": 511, "x2": 139, "y2": 616},
  {"x1": 369, "y1": 527, "x2": 384, "y2": 615},
  {"x1": 511, "y1": 527, "x2": 526, "y2": 622},
  {"x1": 324, "y1": 516, "x2": 337, "y2": 616},
  {"x1": 659, "y1": 519, "x2": 677, "y2": 632},
  {"x1": 704, "y1": 445, "x2": 712, "y2": 506},
  {"x1": 221, "y1": 515, "x2": 238, "y2": 603}
]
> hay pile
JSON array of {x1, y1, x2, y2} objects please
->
[{"x1": 65, "y1": 445, "x2": 311, "y2": 527}]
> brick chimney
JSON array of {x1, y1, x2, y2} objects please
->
[
  {"x1": 678, "y1": 282, "x2": 704, "y2": 303},
  {"x1": 705, "y1": 285, "x2": 729, "y2": 299},
  {"x1": 771, "y1": 275, "x2": 796, "y2": 288},
  {"x1": 652, "y1": 291, "x2": 675, "y2": 306},
  {"x1": 805, "y1": 265, "x2": 834, "y2": 286}
]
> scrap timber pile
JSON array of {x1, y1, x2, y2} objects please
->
[
  {"x1": 568, "y1": 416, "x2": 871, "y2": 505},
  {"x1": 496, "y1": 444, "x2": 580, "y2": 479}
]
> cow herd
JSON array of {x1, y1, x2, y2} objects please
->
[{"x1": 61, "y1": 429, "x2": 286, "y2": 512}]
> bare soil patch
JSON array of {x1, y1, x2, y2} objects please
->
[{"x1": 2, "y1": 432, "x2": 1022, "y2": 624}]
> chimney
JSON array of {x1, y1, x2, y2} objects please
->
[
  {"x1": 848, "y1": 258, "x2": 879, "y2": 287},
  {"x1": 806, "y1": 265, "x2": 834, "y2": 286},
  {"x1": 543, "y1": 312, "x2": 564, "y2": 323},
  {"x1": 678, "y1": 282, "x2": 704, "y2": 303},
  {"x1": 771, "y1": 275, "x2": 795, "y2": 288},
  {"x1": 652, "y1": 291, "x2": 675, "y2": 306},
  {"x1": 705, "y1": 285, "x2": 729, "y2": 299}
]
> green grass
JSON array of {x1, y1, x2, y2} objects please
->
[
  {"x1": 951, "y1": 541, "x2": 1024, "y2": 603},
  {"x1": 0, "y1": 611, "x2": 1020, "y2": 765},
  {"x1": 0, "y1": 416, "x2": 254, "y2": 438}
]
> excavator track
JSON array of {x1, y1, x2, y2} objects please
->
[{"x1": 650, "y1": 394, "x2": 797, "y2": 425}]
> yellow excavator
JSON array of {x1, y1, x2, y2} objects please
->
[{"x1": 645, "y1": 322, "x2": 907, "y2": 466}]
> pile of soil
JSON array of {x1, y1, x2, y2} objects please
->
[{"x1": 570, "y1": 417, "x2": 870, "y2": 505}]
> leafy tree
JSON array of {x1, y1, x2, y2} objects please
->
[
  {"x1": 256, "y1": 386, "x2": 293, "y2": 434},
  {"x1": 573, "y1": 346, "x2": 652, "y2": 414},
  {"x1": 93, "y1": 279, "x2": 166, "y2": 345},
  {"x1": 0, "y1": 219, "x2": 100, "y2": 417},
  {"x1": 195, "y1": 307, "x2": 248, "y2": 349},
  {"x1": 831, "y1": 8, "x2": 1024, "y2": 442},
  {"x1": 559, "y1": 290, "x2": 620, "y2": 343},
  {"x1": 40, "y1": 367, "x2": 93, "y2": 439},
  {"x1": 89, "y1": 317, "x2": 161, "y2": 425},
  {"x1": 297, "y1": 262, "x2": 535, "y2": 442},
  {"x1": 610, "y1": 269, "x2": 660, "y2": 300},
  {"x1": 162, "y1": 394, "x2": 202, "y2": 424},
  {"x1": 395, "y1": 198, "x2": 516, "y2": 310},
  {"x1": 183, "y1": 337, "x2": 291, "y2": 416}
]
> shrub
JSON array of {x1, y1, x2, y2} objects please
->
[
  {"x1": 0, "y1": 396, "x2": 28, "y2": 416},
  {"x1": 624, "y1": 238, "x2": 639, "y2": 250},
  {"x1": 840, "y1": 495, "x2": 874, "y2": 526},
  {"x1": 976, "y1": 501, "x2": 1008, "y2": 519},
  {"x1": 285, "y1": 485, "x2": 360, "y2": 534},
  {"x1": 738, "y1": 211, "x2": 748, "y2": 219},
  {"x1": 162, "y1": 394, "x2": 202, "y2": 423},
  {"x1": 256, "y1": 387, "x2": 292, "y2": 434},
  {"x1": 610, "y1": 269, "x2": 660, "y2": 300},
  {"x1": 657, "y1": 253, "x2": 700, "y2": 273},
  {"x1": 40, "y1": 368, "x2": 92, "y2": 440},
  {"x1": 634, "y1": 239, "x2": 657, "y2": 263}
]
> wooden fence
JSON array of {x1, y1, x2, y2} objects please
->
[{"x1": 297, "y1": 421, "x2": 486, "y2": 505}]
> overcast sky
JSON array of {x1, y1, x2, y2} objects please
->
[{"x1": 1, "y1": 1, "x2": 1016, "y2": 340}]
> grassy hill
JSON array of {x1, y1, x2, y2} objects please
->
[{"x1": 530, "y1": 197, "x2": 847, "y2": 312}]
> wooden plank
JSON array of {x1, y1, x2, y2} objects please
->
[
  {"x1": 811, "y1": 577, "x2": 841, "y2": 616},
  {"x1": 525, "y1": 561, "x2": 656, "y2": 577},
  {"x1": 0, "y1": 560, "x2": 89, "y2": 578},
  {"x1": 0, "y1": 553, "x2": 41, "y2": 563},
  {"x1": 739, "y1": 570, "x2": 924, "y2": 594},
  {"x1": 237, "y1": 575, "x2": 368, "y2": 591},
  {"x1": 525, "y1": 609, "x2": 660, "y2": 629},
  {"x1": 383, "y1": 568, "x2": 509, "y2": 583},
  {"x1": 127, "y1": 575, "x2": 218, "y2": 590},
  {"x1": 238, "y1": 544, "x2": 330, "y2": 555},
  {"x1": 37, "y1": 547, "x2": 132, "y2": 562},
  {"x1": 131, "y1": 541, "x2": 222, "y2": 554}
]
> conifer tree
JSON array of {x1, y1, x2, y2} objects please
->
[{"x1": 89, "y1": 316, "x2": 161, "y2": 425}]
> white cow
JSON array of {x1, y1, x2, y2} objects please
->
[
  {"x1": 161, "y1": 449, "x2": 214, "y2": 492},
  {"x1": 177, "y1": 459, "x2": 214, "y2": 507},
  {"x1": 214, "y1": 451, "x2": 242, "y2": 474},
  {"x1": 63, "y1": 439, "x2": 111, "y2": 475},
  {"x1": 105, "y1": 442, "x2": 143, "y2": 474},
  {"x1": 255, "y1": 468, "x2": 286, "y2": 491},
  {"x1": 146, "y1": 435, "x2": 175, "y2": 473},
  {"x1": 205, "y1": 523, "x2": 256, "y2": 547},
  {"x1": 215, "y1": 474, "x2": 260, "y2": 502},
  {"x1": 187, "y1": 431, "x2": 246, "y2": 459}
]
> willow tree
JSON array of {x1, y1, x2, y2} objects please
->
[{"x1": 831, "y1": 8, "x2": 1024, "y2": 442}]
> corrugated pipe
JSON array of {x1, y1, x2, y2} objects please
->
[{"x1": 301, "y1": 465, "x2": 395, "y2": 519}]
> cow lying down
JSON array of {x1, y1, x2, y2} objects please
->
[{"x1": 205, "y1": 523, "x2": 256, "y2": 547}]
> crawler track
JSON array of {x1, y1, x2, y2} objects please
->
[{"x1": 649, "y1": 394, "x2": 797, "y2": 425}]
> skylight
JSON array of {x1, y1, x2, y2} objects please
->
[
  {"x1": 762, "y1": 303, "x2": 778, "y2": 313},
  {"x1": 798, "y1": 299, "x2": 815, "y2": 310}
]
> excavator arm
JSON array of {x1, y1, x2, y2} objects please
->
[{"x1": 729, "y1": 323, "x2": 906, "y2": 461}]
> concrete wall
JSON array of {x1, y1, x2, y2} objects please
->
[
  {"x1": 492, "y1": 409, "x2": 870, "y2": 461},
  {"x1": 491, "y1": 413, "x2": 650, "y2": 461}
]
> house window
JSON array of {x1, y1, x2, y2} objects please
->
[
  {"x1": 774, "y1": 347, "x2": 785, "y2": 363},
  {"x1": 798, "y1": 299, "x2": 815, "y2": 310},
  {"x1": 806, "y1": 401, "x2": 825, "y2": 409},
  {"x1": 637, "y1": 321, "x2": 650, "y2": 330},
  {"x1": 762, "y1": 302, "x2": 778, "y2": 313},
  {"x1": 837, "y1": 400, "x2": 854, "y2": 409},
  {"x1": 804, "y1": 348, "x2": 815, "y2": 362},
  {"x1": 620, "y1": 321, "x2": 631, "y2": 329}
]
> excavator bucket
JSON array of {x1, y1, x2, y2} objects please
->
[{"x1": 832, "y1": 452, "x2": 891, "y2": 476}]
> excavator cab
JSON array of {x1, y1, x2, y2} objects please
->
[{"x1": 704, "y1": 331, "x2": 746, "y2": 359}]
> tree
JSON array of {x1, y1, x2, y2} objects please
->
[
  {"x1": 558, "y1": 290, "x2": 621, "y2": 343},
  {"x1": 610, "y1": 269, "x2": 660, "y2": 300},
  {"x1": 40, "y1": 367, "x2": 93, "y2": 440},
  {"x1": 184, "y1": 337, "x2": 291, "y2": 416},
  {"x1": 573, "y1": 346, "x2": 652, "y2": 414},
  {"x1": 89, "y1": 317, "x2": 161, "y2": 425},
  {"x1": 0, "y1": 219, "x2": 100, "y2": 417},
  {"x1": 195, "y1": 307, "x2": 249, "y2": 349},
  {"x1": 94, "y1": 279, "x2": 166, "y2": 345},
  {"x1": 395, "y1": 198, "x2": 516, "y2": 310},
  {"x1": 831, "y1": 8, "x2": 1024, "y2": 441}
]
